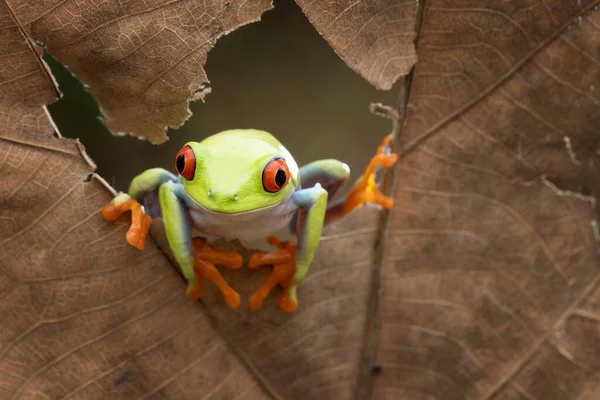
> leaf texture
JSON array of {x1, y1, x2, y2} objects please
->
[
  {"x1": 0, "y1": 2, "x2": 274, "y2": 398},
  {"x1": 374, "y1": 1, "x2": 600, "y2": 399},
  {"x1": 3, "y1": 0, "x2": 600, "y2": 399},
  {"x1": 191, "y1": 208, "x2": 383, "y2": 400},
  {"x1": 6, "y1": 0, "x2": 273, "y2": 143},
  {"x1": 0, "y1": 141, "x2": 271, "y2": 398},
  {"x1": 0, "y1": 1, "x2": 57, "y2": 137},
  {"x1": 295, "y1": 0, "x2": 418, "y2": 89}
]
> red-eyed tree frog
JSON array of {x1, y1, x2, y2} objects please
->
[{"x1": 102, "y1": 129, "x2": 397, "y2": 312}]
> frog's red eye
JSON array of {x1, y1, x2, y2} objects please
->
[
  {"x1": 263, "y1": 158, "x2": 290, "y2": 193},
  {"x1": 174, "y1": 145, "x2": 196, "y2": 180}
]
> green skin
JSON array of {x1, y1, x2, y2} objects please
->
[{"x1": 117, "y1": 129, "x2": 352, "y2": 306}]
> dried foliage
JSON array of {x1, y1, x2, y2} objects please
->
[{"x1": 1, "y1": 1, "x2": 599, "y2": 399}]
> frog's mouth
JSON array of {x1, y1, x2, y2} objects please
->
[
  {"x1": 191, "y1": 199, "x2": 278, "y2": 216},
  {"x1": 184, "y1": 188, "x2": 292, "y2": 216}
]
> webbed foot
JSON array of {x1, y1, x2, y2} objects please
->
[
  {"x1": 248, "y1": 236, "x2": 298, "y2": 312},
  {"x1": 188, "y1": 238, "x2": 242, "y2": 309},
  {"x1": 342, "y1": 134, "x2": 397, "y2": 215},
  {"x1": 102, "y1": 193, "x2": 152, "y2": 251}
]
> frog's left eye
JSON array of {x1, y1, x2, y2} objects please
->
[
  {"x1": 174, "y1": 145, "x2": 196, "y2": 180},
  {"x1": 263, "y1": 158, "x2": 290, "y2": 193}
]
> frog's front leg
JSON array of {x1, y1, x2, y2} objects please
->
[
  {"x1": 102, "y1": 168, "x2": 176, "y2": 250},
  {"x1": 159, "y1": 182, "x2": 242, "y2": 308},
  {"x1": 340, "y1": 134, "x2": 398, "y2": 215},
  {"x1": 249, "y1": 184, "x2": 328, "y2": 312}
]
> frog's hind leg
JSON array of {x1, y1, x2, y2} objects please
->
[
  {"x1": 254, "y1": 184, "x2": 328, "y2": 312},
  {"x1": 157, "y1": 181, "x2": 242, "y2": 308},
  {"x1": 189, "y1": 238, "x2": 243, "y2": 308}
]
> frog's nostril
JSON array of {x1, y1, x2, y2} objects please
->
[
  {"x1": 233, "y1": 194, "x2": 238, "y2": 201},
  {"x1": 208, "y1": 190, "x2": 213, "y2": 198}
]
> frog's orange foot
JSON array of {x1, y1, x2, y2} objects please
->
[
  {"x1": 189, "y1": 238, "x2": 242, "y2": 309},
  {"x1": 248, "y1": 236, "x2": 298, "y2": 312},
  {"x1": 342, "y1": 134, "x2": 397, "y2": 215},
  {"x1": 102, "y1": 193, "x2": 152, "y2": 251}
]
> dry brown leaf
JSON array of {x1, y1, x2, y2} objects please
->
[
  {"x1": 165, "y1": 208, "x2": 384, "y2": 400},
  {"x1": 5, "y1": 0, "x2": 273, "y2": 144},
  {"x1": 1, "y1": 0, "x2": 381, "y2": 397},
  {"x1": 0, "y1": 149, "x2": 270, "y2": 399},
  {"x1": 1, "y1": 1, "x2": 383, "y2": 399},
  {"x1": 4, "y1": 0, "x2": 600, "y2": 399},
  {"x1": 374, "y1": 1, "x2": 600, "y2": 399},
  {"x1": 295, "y1": 0, "x2": 418, "y2": 89},
  {"x1": 0, "y1": 2, "x2": 270, "y2": 399},
  {"x1": 0, "y1": 1, "x2": 57, "y2": 137}
]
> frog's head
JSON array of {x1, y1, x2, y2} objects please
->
[{"x1": 174, "y1": 129, "x2": 299, "y2": 214}]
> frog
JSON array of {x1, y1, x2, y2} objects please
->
[{"x1": 102, "y1": 129, "x2": 397, "y2": 312}]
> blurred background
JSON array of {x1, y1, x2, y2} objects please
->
[{"x1": 46, "y1": 0, "x2": 399, "y2": 193}]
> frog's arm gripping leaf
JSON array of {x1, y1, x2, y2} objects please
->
[
  {"x1": 297, "y1": 159, "x2": 355, "y2": 226},
  {"x1": 298, "y1": 159, "x2": 350, "y2": 199},
  {"x1": 157, "y1": 180, "x2": 198, "y2": 294},
  {"x1": 288, "y1": 184, "x2": 329, "y2": 302},
  {"x1": 102, "y1": 168, "x2": 177, "y2": 250},
  {"x1": 104, "y1": 168, "x2": 197, "y2": 289},
  {"x1": 129, "y1": 168, "x2": 178, "y2": 202},
  {"x1": 129, "y1": 168, "x2": 178, "y2": 218},
  {"x1": 104, "y1": 169, "x2": 242, "y2": 308},
  {"x1": 286, "y1": 136, "x2": 398, "y2": 306}
]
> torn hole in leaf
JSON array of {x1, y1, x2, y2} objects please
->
[
  {"x1": 45, "y1": 0, "x2": 398, "y2": 195},
  {"x1": 83, "y1": 173, "x2": 94, "y2": 183},
  {"x1": 36, "y1": 1, "x2": 402, "y2": 325},
  {"x1": 44, "y1": 52, "x2": 111, "y2": 141}
]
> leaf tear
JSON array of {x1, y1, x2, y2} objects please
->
[
  {"x1": 10, "y1": 0, "x2": 275, "y2": 144},
  {"x1": 563, "y1": 136, "x2": 581, "y2": 166},
  {"x1": 541, "y1": 175, "x2": 596, "y2": 209},
  {"x1": 193, "y1": 82, "x2": 212, "y2": 100}
]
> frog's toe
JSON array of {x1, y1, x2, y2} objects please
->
[
  {"x1": 101, "y1": 203, "x2": 121, "y2": 221},
  {"x1": 379, "y1": 153, "x2": 398, "y2": 168},
  {"x1": 249, "y1": 291, "x2": 267, "y2": 311},
  {"x1": 185, "y1": 281, "x2": 204, "y2": 300},
  {"x1": 278, "y1": 293, "x2": 298, "y2": 313},
  {"x1": 374, "y1": 193, "x2": 394, "y2": 209},
  {"x1": 102, "y1": 193, "x2": 131, "y2": 221},
  {"x1": 125, "y1": 213, "x2": 151, "y2": 250},
  {"x1": 224, "y1": 290, "x2": 241, "y2": 309},
  {"x1": 194, "y1": 237, "x2": 243, "y2": 270}
]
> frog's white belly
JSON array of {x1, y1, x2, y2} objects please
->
[{"x1": 188, "y1": 197, "x2": 297, "y2": 240}]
